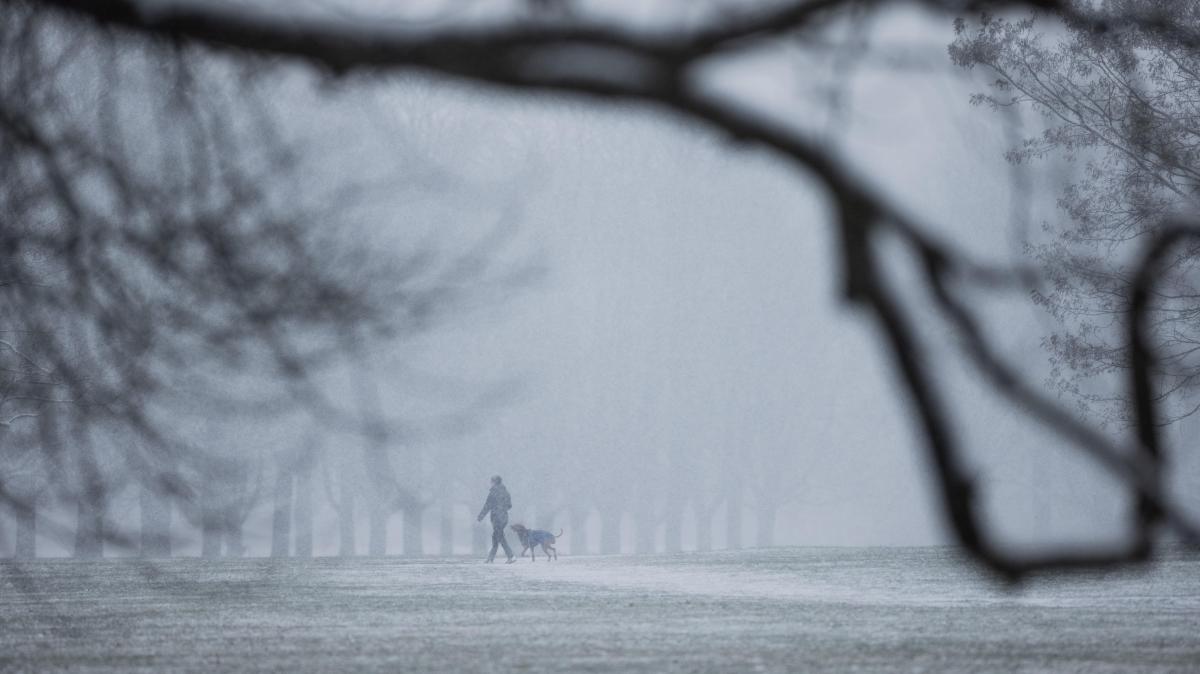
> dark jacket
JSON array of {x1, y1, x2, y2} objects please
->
[{"x1": 478, "y1": 484, "x2": 512, "y2": 525}]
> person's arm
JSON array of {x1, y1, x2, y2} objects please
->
[{"x1": 477, "y1": 492, "x2": 494, "y2": 522}]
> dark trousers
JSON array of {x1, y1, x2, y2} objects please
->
[{"x1": 489, "y1": 519, "x2": 513, "y2": 561}]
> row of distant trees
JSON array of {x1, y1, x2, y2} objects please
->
[
  {"x1": 1, "y1": 419, "x2": 795, "y2": 558},
  {"x1": 0, "y1": 317, "x2": 803, "y2": 559}
]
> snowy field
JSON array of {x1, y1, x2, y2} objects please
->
[{"x1": 2, "y1": 546, "x2": 1198, "y2": 673}]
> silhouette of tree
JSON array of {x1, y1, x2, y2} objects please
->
[{"x1": 951, "y1": 5, "x2": 1200, "y2": 430}]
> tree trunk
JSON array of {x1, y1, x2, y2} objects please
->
[
  {"x1": 74, "y1": 472, "x2": 105, "y2": 559},
  {"x1": 599, "y1": 510, "x2": 621, "y2": 554},
  {"x1": 471, "y1": 516, "x2": 488, "y2": 557},
  {"x1": 569, "y1": 506, "x2": 589, "y2": 556},
  {"x1": 270, "y1": 469, "x2": 292, "y2": 557},
  {"x1": 15, "y1": 498, "x2": 36, "y2": 559},
  {"x1": 199, "y1": 473, "x2": 223, "y2": 558},
  {"x1": 726, "y1": 478, "x2": 743, "y2": 550},
  {"x1": 439, "y1": 499, "x2": 454, "y2": 556},
  {"x1": 662, "y1": 501, "x2": 682, "y2": 553},
  {"x1": 223, "y1": 514, "x2": 245, "y2": 558},
  {"x1": 139, "y1": 484, "x2": 172, "y2": 558},
  {"x1": 634, "y1": 511, "x2": 655, "y2": 555},
  {"x1": 756, "y1": 502, "x2": 776, "y2": 548},
  {"x1": 695, "y1": 505, "x2": 713, "y2": 552},
  {"x1": 201, "y1": 499, "x2": 223, "y2": 558},
  {"x1": 403, "y1": 506, "x2": 423, "y2": 556},
  {"x1": 337, "y1": 462, "x2": 356, "y2": 557},
  {"x1": 368, "y1": 502, "x2": 388, "y2": 556},
  {"x1": 293, "y1": 464, "x2": 313, "y2": 557}
]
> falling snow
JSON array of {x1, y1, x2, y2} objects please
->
[{"x1": 3, "y1": 547, "x2": 1197, "y2": 673}]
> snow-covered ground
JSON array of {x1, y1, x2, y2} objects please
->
[{"x1": 2, "y1": 546, "x2": 1197, "y2": 672}]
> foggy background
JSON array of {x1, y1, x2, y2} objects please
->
[{"x1": 3, "y1": 0, "x2": 1195, "y2": 562}]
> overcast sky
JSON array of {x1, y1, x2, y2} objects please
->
[
  {"x1": 268, "y1": 3, "x2": 1142, "y2": 550},
  {"x1": 8, "y1": 1, "x2": 1165, "y2": 557}
]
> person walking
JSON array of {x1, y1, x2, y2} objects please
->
[{"x1": 477, "y1": 475, "x2": 515, "y2": 563}]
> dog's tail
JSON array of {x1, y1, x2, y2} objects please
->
[{"x1": 556, "y1": 529, "x2": 564, "y2": 538}]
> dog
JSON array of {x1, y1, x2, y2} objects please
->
[{"x1": 509, "y1": 524, "x2": 562, "y2": 562}]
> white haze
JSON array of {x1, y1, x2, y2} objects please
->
[{"x1": 8, "y1": 2, "x2": 1188, "y2": 557}]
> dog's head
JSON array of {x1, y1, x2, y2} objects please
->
[{"x1": 510, "y1": 523, "x2": 528, "y2": 534}]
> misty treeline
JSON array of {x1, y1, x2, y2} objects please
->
[
  {"x1": 0, "y1": 0, "x2": 794, "y2": 561},
  {"x1": 2, "y1": 0, "x2": 1200, "y2": 578}
]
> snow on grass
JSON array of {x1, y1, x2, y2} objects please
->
[{"x1": 2, "y1": 547, "x2": 1198, "y2": 672}]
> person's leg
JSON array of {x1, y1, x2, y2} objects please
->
[
  {"x1": 499, "y1": 528, "x2": 514, "y2": 561},
  {"x1": 488, "y1": 526, "x2": 500, "y2": 562}
]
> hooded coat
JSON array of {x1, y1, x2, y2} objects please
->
[{"x1": 478, "y1": 483, "x2": 512, "y2": 526}]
